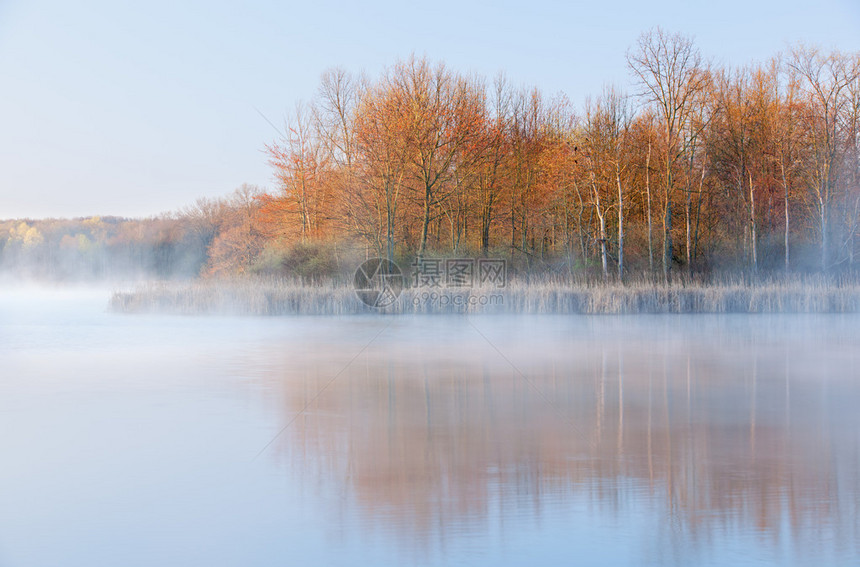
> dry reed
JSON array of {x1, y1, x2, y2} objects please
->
[{"x1": 109, "y1": 274, "x2": 860, "y2": 315}]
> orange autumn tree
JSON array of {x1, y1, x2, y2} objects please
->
[
  {"x1": 350, "y1": 73, "x2": 411, "y2": 259},
  {"x1": 261, "y1": 103, "x2": 333, "y2": 243},
  {"x1": 205, "y1": 184, "x2": 267, "y2": 276},
  {"x1": 389, "y1": 57, "x2": 489, "y2": 258},
  {"x1": 246, "y1": 42, "x2": 860, "y2": 279}
]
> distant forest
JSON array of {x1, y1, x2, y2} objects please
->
[{"x1": 3, "y1": 29, "x2": 860, "y2": 282}]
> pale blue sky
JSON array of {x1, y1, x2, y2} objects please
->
[{"x1": 1, "y1": 0, "x2": 858, "y2": 218}]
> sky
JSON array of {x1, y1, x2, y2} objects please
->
[{"x1": 1, "y1": 0, "x2": 859, "y2": 219}]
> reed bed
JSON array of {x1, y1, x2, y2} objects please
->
[{"x1": 109, "y1": 275, "x2": 860, "y2": 315}]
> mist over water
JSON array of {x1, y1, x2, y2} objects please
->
[{"x1": 1, "y1": 288, "x2": 859, "y2": 566}]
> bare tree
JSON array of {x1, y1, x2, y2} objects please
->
[
  {"x1": 265, "y1": 102, "x2": 329, "y2": 241},
  {"x1": 389, "y1": 57, "x2": 486, "y2": 258},
  {"x1": 789, "y1": 46, "x2": 860, "y2": 272},
  {"x1": 580, "y1": 88, "x2": 631, "y2": 279},
  {"x1": 628, "y1": 28, "x2": 709, "y2": 280},
  {"x1": 315, "y1": 67, "x2": 358, "y2": 169}
]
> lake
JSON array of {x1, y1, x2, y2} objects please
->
[{"x1": 1, "y1": 287, "x2": 859, "y2": 566}]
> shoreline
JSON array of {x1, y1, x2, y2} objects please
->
[{"x1": 109, "y1": 277, "x2": 860, "y2": 315}]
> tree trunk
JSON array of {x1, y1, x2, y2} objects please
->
[
  {"x1": 510, "y1": 192, "x2": 516, "y2": 262},
  {"x1": 481, "y1": 195, "x2": 492, "y2": 257},
  {"x1": 749, "y1": 172, "x2": 758, "y2": 276},
  {"x1": 693, "y1": 164, "x2": 705, "y2": 264},
  {"x1": 663, "y1": 199, "x2": 672, "y2": 283},
  {"x1": 821, "y1": 198, "x2": 828, "y2": 273},
  {"x1": 645, "y1": 141, "x2": 654, "y2": 273},
  {"x1": 781, "y1": 163, "x2": 790, "y2": 273},
  {"x1": 598, "y1": 212, "x2": 608, "y2": 280},
  {"x1": 685, "y1": 182, "x2": 692, "y2": 270},
  {"x1": 418, "y1": 188, "x2": 431, "y2": 259},
  {"x1": 616, "y1": 167, "x2": 624, "y2": 280},
  {"x1": 386, "y1": 178, "x2": 397, "y2": 262}
]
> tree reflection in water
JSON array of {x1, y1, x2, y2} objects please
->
[{"x1": 259, "y1": 316, "x2": 860, "y2": 564}]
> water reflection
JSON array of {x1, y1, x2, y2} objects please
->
[{"x1": 261, "y1": 316, "x2": 860, "y2": 565}]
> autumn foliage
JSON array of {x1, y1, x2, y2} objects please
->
[
  {"x1": 3, "y1": 30, "x2": 859, "y2": 282},
  {"x1": 257, "y1": 35, "x2": 860, "y2": 279}
]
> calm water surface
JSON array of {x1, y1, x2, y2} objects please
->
[{"x1": 1, "y1": 287, "x2": 859, "y2": 566}]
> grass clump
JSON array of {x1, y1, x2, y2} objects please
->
[{"x1": 109, "y1": 273, "x2": 860, "y2": 316}]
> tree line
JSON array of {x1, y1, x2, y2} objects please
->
[
  {"x1": 0, "y1": 185, "x2": 262, "y2": 280},
  {"x1": 259, "y1": 28, "x2": 860, "y2": 279},
  {"x1": 3, "y1": 28, "x2": 859, "y2": 282}
]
